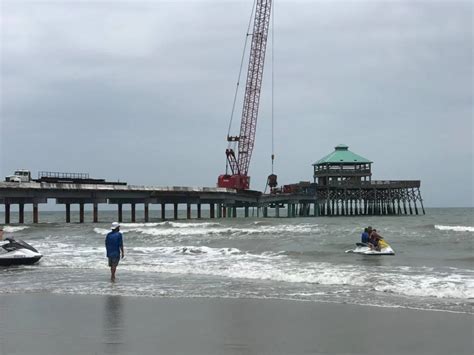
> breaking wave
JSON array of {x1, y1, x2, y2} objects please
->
[
  {"x1": 435, "y1": 225, "x2": 474, "y2": 232},
  {"x1": 94, "y1": 222, "x2": 318, "y2": 238},
  {"x1": 34, "y1": 242, "x2": 474, "y2": 301},
  {"x1": 2, "y1": 212, "x2": 472, "y2": 313},
  {"x1": 2, "y1": 226, "x2": 30, "y2": 233}
]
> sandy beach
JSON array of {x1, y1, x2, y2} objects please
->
[{"x1": 0, "y1": 293, "x2": 472, "y2": 355}]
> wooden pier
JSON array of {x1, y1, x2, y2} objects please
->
[
  {"x1": 312, "y1": 180, "x2": 424, "y2": 216},
  {"x1": 309, "y1": 144, "x2": 425, "y2": 216}
]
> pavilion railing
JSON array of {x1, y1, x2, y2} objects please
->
[{"x1": 318, "y1": 180, "x2": 420, "y2": 189}]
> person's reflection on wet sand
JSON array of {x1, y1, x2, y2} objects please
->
[{"x1": 102, "y1": 295, "x2": 124, "y2": 354}]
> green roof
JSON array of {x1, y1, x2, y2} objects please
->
[{"x1": 313, "y1": 144, "x2": 372, "y2": 165}]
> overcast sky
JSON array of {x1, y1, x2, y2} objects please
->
[{"x1": 1, "y1": 0, "x2": 472, "y2": 207}]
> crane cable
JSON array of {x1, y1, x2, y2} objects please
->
[
  {"x1": 271, "y1": 0, "x2": 275, "y2": 174},
  {"x1": 227, "y1": 0, "x2": 257, "y2": 145},
  {"x1": 264, "y1": 0, "x2": 275, "y2": 194}
]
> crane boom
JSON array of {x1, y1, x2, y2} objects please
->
[{"x1": 218, "y1": 0, "x2": 272, "y2": 190}]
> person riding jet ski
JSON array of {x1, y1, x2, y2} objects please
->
[
  {"x1": 372, "y1": 233, "x2": 389, "y2": 251},
  {"x1": 360, "y1": 227, "x2": 370, "y2": 244},
  {"x1": 347, "y1": 227, "x2": 395, "y2": 255}
]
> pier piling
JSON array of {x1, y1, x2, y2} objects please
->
[
  {"x1": 118, "y1": 204, "x2": 123, "y2": 223},
  {"x1": 33, "y1": 203, "x2": 39, "y2": 223},
  {"x1": 19, "y1": 203, "x2": 24, "y2": 224},
  {"x1": 66, "y1": 204, "x2": 71, "y2": 223},
  {"x1": 210, "y1": 203, "x2": 215, "y2": 219},
  {"x1": 4, "y1": 204, "x2": 10, "y2": 224},
  {"x1": 161, "y1": 203, "x2": 166, "y2": 220},
  {"x1": 131, "y1": 203, "x2": 136, "y2": 222},
  {"x1": 144, "y1": 203, "x2": 149, "y2": 222},
  {"x1": 79, "y1": 203, "x2": 84, "y2": 223},
  {"x1": 93, "y1": 203, "x2": 99, "y2": 223},
  {"x1": 187, "y1": 204, "x2": 192, "y2": 219}
]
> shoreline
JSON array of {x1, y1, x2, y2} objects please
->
[
  {"x1": 4, "y1": 290, "x2": 472, "y2": 315},
  {"x1": 0, "y1": 293, "x2": 472, "y2": 355}
]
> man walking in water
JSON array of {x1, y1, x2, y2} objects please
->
[{"x1": 105, "y1": 222, "x2": 124, "y2": 282}]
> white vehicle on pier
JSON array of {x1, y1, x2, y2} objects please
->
[{"x1": 5, "y1": 170, "x2": 32, "y2": 183}]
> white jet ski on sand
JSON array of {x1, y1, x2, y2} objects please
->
[
  {"x1": 345, "y1": 242, "x2": 395, "y2": 256},
  {"x1": 0, "y1": 237, "x2": 43, "y2": 266}
]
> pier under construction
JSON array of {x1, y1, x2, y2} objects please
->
[
  {"x1": 0, "y1": 145, "x2": 424, "y2": 224},
  {"x1": 0, "y1": 180, "x2": 424, "y2": 224}
]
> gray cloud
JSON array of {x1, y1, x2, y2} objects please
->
[{"x1": 1, "y1": 0, "x2": 472, "y2": 207}]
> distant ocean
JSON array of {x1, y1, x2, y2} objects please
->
[{"x1": 1, "y1": 208, "x2": 472, "y2": 314}]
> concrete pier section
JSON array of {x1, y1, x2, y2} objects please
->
[{"x1": 0, "y1": 182, "x2": 258, "y2": 223}]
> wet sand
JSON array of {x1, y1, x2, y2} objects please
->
[{"x1": 0, "y1": 294, "x2": 472, "y2": 355}]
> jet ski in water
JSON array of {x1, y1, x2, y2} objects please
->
[
  {"x1": 0, "y1": 237, "x2": 43, "y2": 266},
  {"x1": 345, "y1": 242, "x2": 395, "y2": 256}
]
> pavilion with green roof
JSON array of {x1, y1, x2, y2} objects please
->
[{"x1": 313, "y1": 144, "x2": 372, "y2": 186}]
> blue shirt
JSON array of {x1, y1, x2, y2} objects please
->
[
  {"x1": 105, "y1": 231, "x2": 123, "y2": 258},
  {"x1": 361, "y1": 232, "x2": 369, "y2": 244}
]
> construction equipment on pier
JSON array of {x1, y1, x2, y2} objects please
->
[
  {"x1": 4, "y1": 170, "x2": 126, "y2": 186},
  {"x1": 218, "y1": 0, "x2": 273, "y2": 190}
]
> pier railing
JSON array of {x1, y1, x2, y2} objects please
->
[
  {"x1": 320, "y1": 180, "x2": 420, "y2": 189},
  {"x1": 38, "y1": 171, "x2": 90, "y2": 180},
  {"x1": 314, "y1": 169, "x2": 371, "y2": 177}
]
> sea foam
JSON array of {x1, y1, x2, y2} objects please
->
[
  {"x1": 94, "y1": 223, "x2": 317, "y2": 239},
  {"x1": 435, "y1": 225, "x2": 474, "y2": 232},
  {"x1": 5, "y1": 237, "x2": 474, "y2": 303},
  {"x1": 3, "y1": 226, "x2": 30, "y2": 233}
]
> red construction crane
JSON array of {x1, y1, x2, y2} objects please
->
[{"x1": 217, "y1": 0, "x2": 272, "y2": 190}]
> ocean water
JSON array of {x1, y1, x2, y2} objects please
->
[{"x1": 0, "y1": 208, "x2": 472, "y2": 314}]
